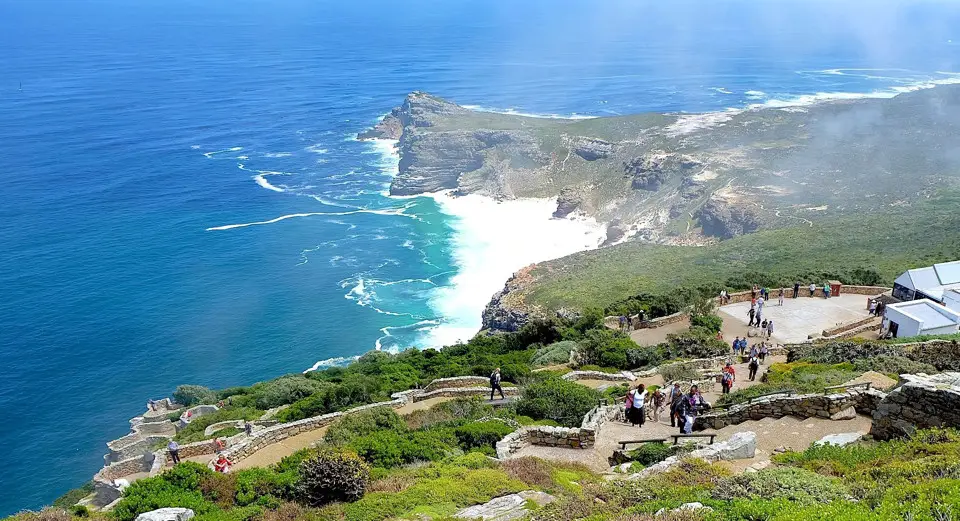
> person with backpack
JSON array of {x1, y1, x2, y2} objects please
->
[
  {"x1": 668, "y1": 383, "x2": 684, "y2": 427},
  {"x1": 489, "y1": 368, "x2": 505, "y2": 400},
  {"x1": 678, "y1": 385, "x2": 707, "y2": 434},
  {"x1": 748, "y1": 355, "x2": 760, "y2": 381},
  {"x1": 721, "y1": 362, "x2": 736, "y2": 394}
]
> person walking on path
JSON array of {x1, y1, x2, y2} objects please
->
[
  {"x1": 757, "y1": 296, "x2": 765, "y2": 315},
  {"x1": 721, "y1": 363, "x2": 736, "y2": 394},
  {"x1": 651, "y1": 387, "x2": 666, "y2": 423},
  {"x1": 766, "y1": 320, "x2": 774, "y2": 340},
  {"x1": 778, "y1": 288, "x2": 785, "y2": 306},
  {"x1": 731, "y1": 336, "x2": 741, "y2": 354},
  {"x1": 747, "y1": 307, "x2": 755, "y2": 326},
  {"x1": 760, "y1": 343, "x2": 769, "y2": 362},
  {"x1": 748, "y1": 355, "x2": 760, "y2": 381},
  {"x1": 628, "y1": 384, "x2": 647, "y2": 427},
  {"x1": 750, "y1": 343, "x2": 759, "y2": 358},
  {"x1": 793, "y1": 281, "x2": 801, "y2": 299},
  {"x1": 669, "y1": 383, "x2": 684, "y2": 427},
  {"x1": 823, "y1": 282, "x2": 831, "y2": 298},
  {"x1": 678, "y1": 385, "x2": 708, "y2": 434},
  {"x1": 754, "y1": 311, "x2": 762, "y2": 328},
  {"x1": 167, "y1": 440, "x2": 181, "y2": 465},
  {"x1": 489, "y1": 368, "x2": 505, "y2": 400}
]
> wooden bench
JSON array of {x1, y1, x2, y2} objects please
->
[
  {"x1": 671, "y1": 433, "x2": 717, "y2": 445},
  {"x1": 618, "y1": 438, "x2": 668, "y2": 450}
]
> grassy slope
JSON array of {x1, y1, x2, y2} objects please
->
[{"x1": 525, "y1": 191, "x2": 960, "y2": 310}]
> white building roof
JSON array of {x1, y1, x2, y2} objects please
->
[
  {"x1": 888, "y1": 300, "x2": 960, "y2": 330},
  {"x1": 896, "y1": 260, "x2": 960, "y2": 300}
]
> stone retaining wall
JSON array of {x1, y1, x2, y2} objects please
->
[
  {"x1": 693, "y1": 389, "x2": 877, "y2": 431},
  {"x1": 495, "y1": 405, "x2": 619, "y2": 459},
  {"x1": 562, "y1": 370, "x2": 635, "y2": 382},
  {"x1": 411, "y1": 386, "x2": 519, "y2": 402},
  {"x1": 822, "y1": 316, "x2": 879, "y2": 338},
  {"x1": 871, "y1": 372, "x2": 960, "y2": 440},
  {"x1": 422, "y1": 376, "x2": 490, "y2": 392}
]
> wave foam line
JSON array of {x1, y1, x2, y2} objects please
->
[
  {"x1": 461, "y1": 104, "x2": 596, "y2": 120},
  {"x1": 303, "y1": 355, "x2": 360, "y2": 373},
  {"x1": 203, "y1": 146, "x2": 243, "y2": 158},
  {"x1": 206, "y1": 206, "x2": 416, "y2": 231}
]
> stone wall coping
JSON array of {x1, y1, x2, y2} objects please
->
[{"x1": 422, "y1": 376, "x2": 490, "y2": 393}]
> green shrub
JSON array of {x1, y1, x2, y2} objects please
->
[
  {"x1": 174, "y1": 385, "x2": 218, "y2": 407},
  {"x1": 112, "y1": 463, "x2": 216, "y2": 521},
  {"x1": 324, "y1": 408, "x2": 406, "y2": 446},
  {"x1": 627, "y1": 443, "x2": 691, "y2": 466},
  {"x1": 658, "y1": 364, "x2": 702, "y2": 384},
  {"x1": 251, "y1": 376, "x2": 328, "y2": 410},
  {"x1": 852, "y1": 355, "x2": 936, "y2": 376},
  {"x1": 296, "y1": 449, "x2": 369, "y2": 507},
  {"x1": 348, "y1": 429, "x2": 458, "y2": 468},
  {"x1": 174, "y1": 407, "x2": 262, "y2": 443},
  {"x1": 690, "y1": 314, "x2": 723, "y2": 334},
  {"x1": 531, "y1": 341, "x2": 578, "y2": 367},
  {"x1": 453, "y1": 421, "x2": 516, "y2": 454},
  {"x1": 404, "y1": 397, "x2": 494, "y2": 430},
  {"x1": 713, "y1": 467, "x2": 848, "y2": 505},
  {"x1": 574, "y1": 329, "x2": 639, "y2": 369},
  {"x1": 233, "y1": 468, "x2": 297, "y2": 506},
  {"x1": 51, "y1": 482, "x2": 94, "y2": 508},
  {"x1": 514, "y1": 375, "x2": 603, "y2": 427}
]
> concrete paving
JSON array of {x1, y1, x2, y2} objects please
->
[{"x1": 718, "y1": 294, "x2": 872, "y2": 343}]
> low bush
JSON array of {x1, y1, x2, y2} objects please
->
[
  {"x1": 323, "y1": 408, "x2": 406, "y2": 446},
  {"x1": 174, "y1": 385, "x2": 218, "y2": 407},
  {"x1": 713, "y1": 467, "x2": 848, "y2": 505},
  {"x1": 852, "y1": 354, "x2": 936, "y2": 376},
  {"x1": 251, "y1": 376, "x2": 328, "y2": 410},
  {"x1": 657, "y1": 364, "x2": 702, "y2": 384},
  {"x1": 453, "y1": 420, "x2": 516, "y2": 455},
  {"x1": 404, "y1": 397, "x2": 493, "y2": 430},
  {"x1": 627, "y1": 443, "x2": 692, "y2": 467},
  {"x1": 574, "y1": 329, "x2": 640, "y2": 370},
  {"x1": 112, "y1": 463, "x2": 216, "y2": 521},
  {"x1": 531, "y1": 341, "x2": 578, "y2": 367},
  {"x1": 296, "y1": 449, "x2": 369, "y2": 507},
  {"x1": 690, "y1": 313, "x2": 722, "y2": 334},
  {"x1": 174, "y1": 407, "x2": 262, "y2": 443},
  {"x1": 348, "y1": 429, "x2": 458, "y2": 468},
  {"x1": 514, "y1": 375, "x2": 603, "y2": 427}
]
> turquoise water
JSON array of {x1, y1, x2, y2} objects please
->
[{"x1": 2, "y1": 0, "x2": 960, "y2": 514}]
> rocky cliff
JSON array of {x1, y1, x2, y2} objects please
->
[{"x1": 360, "y1": 86, "x2": 960, "y2": 330}]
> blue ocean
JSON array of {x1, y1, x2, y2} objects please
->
[{"x1": 2, "y1": 0, "x2": 959, "y2": 514}]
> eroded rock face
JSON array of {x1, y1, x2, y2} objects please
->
[
  {"x1": 601, "y1": 219, "x2": 627, "y2": 246},
  {"x1": 698, "y1": 199, "x2": 760, "y2": 239},
  {"x1": 625, "y1": 152, "x2": 702, "y2": 191},
  {"x1": 454, "y1": 491, "x2": 555, "y2": 521},
  {"x1": 482, "y1": 266, "x2": 542, "y2": 331},
  {"x1": 573, "y1": 137, "x2": 615, "y2": 161},
  {"x1": 553, "y1": 186, "x2": 588, "y2": 218}
]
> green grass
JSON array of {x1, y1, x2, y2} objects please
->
[
  {"x1": 715, "y1": 362, "x2": 860, "y2": 407},
  {"x1": 523, "y1": 192, "x2": 960, "y2": 311}
]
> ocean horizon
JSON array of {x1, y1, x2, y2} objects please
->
[{"x1": 2, "y1": 0, "x2": 960, "y2": 514}]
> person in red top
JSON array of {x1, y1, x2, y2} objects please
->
[
  {"x1": 213, "y1": 454, "x2": 233, "y2": 473},
  {"x1": 721, "y1": 362, "x2": 736, "y2": 394}
]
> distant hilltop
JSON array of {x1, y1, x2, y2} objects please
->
[{"x1": 361, "y1": 86, "x2": 960, "y2": 247}]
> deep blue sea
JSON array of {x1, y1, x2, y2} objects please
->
[{"x1": 2, "y1": 0, "x2": 960, "y2": 514}]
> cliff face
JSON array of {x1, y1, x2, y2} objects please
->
[{"x1": 360, "y1": 86, "x2": 960, "y2": 330}]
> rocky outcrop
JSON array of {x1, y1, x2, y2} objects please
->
[
  {"x1": 870, "y1": 372, "x2": 960, "y2": 440},
  {"x1": 553, "y1": 186, "x2": 590, "y2": 218},
  {"x1": 135, "y1": 509, "x2": 195, "y2": 521},
  {"x1": 482, "y1": 266, "x2": 541, "y2": 332},
  {"x1": 572, "y1": 137, "x2": 615, "y2": 161},
  {"x1": 358, "y1": 91, "x2": 467, "y2": 141},
  {"x1": 455, "y1": 491, "x2": 555, "y2": 521},
  {"x1": 698, "y1": 199, "x2": 760, "y2": 239},
  {"x1": 357, "y1": 112, "x2": 403, "y2": 140},
  {"x1": 625, "y1": 152, "x2": 701, "y2": 191},
  {"x1": 600, "y1": 219, "x2": 627, "y2": 246}
]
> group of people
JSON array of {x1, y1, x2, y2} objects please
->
[
  {"x1": 623, "y1": 382, "x2": 710, "y2": 434},
  {"x1": 868, "y1": 299, "x2": 887, "y2": 317}
]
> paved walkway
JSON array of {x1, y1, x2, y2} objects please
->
[{"x1": 719, "y1": 294, "x2": 872, "y2": 343}]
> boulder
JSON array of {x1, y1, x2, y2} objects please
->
[
  {"x1": 454, "y1": 491, "x2": 555, "y2": 521},
  {"x1": 656, "y1": 502, "x2": 714, "y2": 516},
  {"x1": 716, "y1": 431, "x2": 757, "y2": 460},
  {"x1": 816, "y1": 432, "x2": 863, "y2": 447},
  {"x1": 135, "y1": 509, "x2": 195, "y2": 521},
  {"x1": 572, "y1": 137, "x2": 615, "y2": 161},
  {"x1": 625, "y1": 152, "x2": 701, "y2": 191},
  {"x1": 829, "y1": 407, "x2": 857, "y2": 421}
]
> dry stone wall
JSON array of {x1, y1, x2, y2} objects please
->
[
  {"x1": 495, "y1": 405, "x2": 619, "y2": 458},
  {"x1": 422, "y1": 376, "x2": 489, "y2": 392},
  {"x1": 871, "y1": 373, "x2": 960, "y2": 440},
  {"x1": 694, "y1": 389, "x2": 878, "y2": 430},
  {"x1": 562, "y1": 370, "x2": 635, "y2": 382}
]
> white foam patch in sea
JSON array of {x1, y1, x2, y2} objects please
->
[
  {"x1": 420, "y1": 193, "x2": 606, "y2": 348},
  {"x1": 461, "y1": 104, "x2": 596, "y2": 120}
]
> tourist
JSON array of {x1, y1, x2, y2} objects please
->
[
  {"x1": 754, "y1": 311, "x2": 762, "y2": 328},
  {"x1": 731, "y1": 336, "x2": 741, "y2": 353},
  {"x1": 751, "y1": 286, "x2": 758, "y2": 299},
  {"x1": 868, "y1": 300, "x2": 877, "y2": 315},
  {"x1": 747, "y1": 307, "x2": 755, "y2": 326},
  {"x1": 793, "y1": 281, "x2": 801, "y2": 299},
  {"x1": 721, "y1": 362, "x2": 736, "y2": 394},
  {"x1": 748, "y1": 355, "x2": 760, "y2": 381},
  {"x1": 809, "y1": 282, "x2": 817, "y2": 297},
  {"x1": 750, "y1": 343, "x2": 758, "y2": 358},
  {"x1": 761, "y1": 318, "x2": 768, "y2": 331},
  {"x1": 147, "y1": 399, "x2": 156, "y2": 412},
  {"x1": 823, "y1": 282, "x2": 831, "y2": 298},
  {"x1": 651, "y1": 387, "x2": 666, "y2": 423},
  {"x1": 669, "y1": 383, "x2": 684, "y2": 427},
  {"x1": 167, "y1": 440, "x2": 181, "y2": 465},
  {"x1": 778, "y1": 288, "x2": 785, "y2": 306},
  {"x1": 757, "y1": 295, "x2": 765, "y2": 314},
  {"x1": 679, "y1": 385, "x2": 708, "y2": 434},
  {"x1": 213, "y1": 437, "x2": 225, "y2": 452},
  {"x1": 760, "y1": 343, "x2": 769, "y2": 362},
  {"x1": 213, "y1": 454, "x2": 233, "y2": 473},
  {"x1": 629, "y1": 384, "x2": 647, "y2": 428},
  {"x1": 489, "y1": 367, "x2": 505, "y2": 401},
  {"x1": 719, "y1": 289, "x2": 729, "y2": 304},
  {"x1": 618, "y1": 315, "x2": 626, "y2": 332},
  {"x1": 244, "y1": 422, "x2": 253, "y2": 436},
  {"x1": 766, "y1": 320, "x2": 774, "y2": 340}
]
